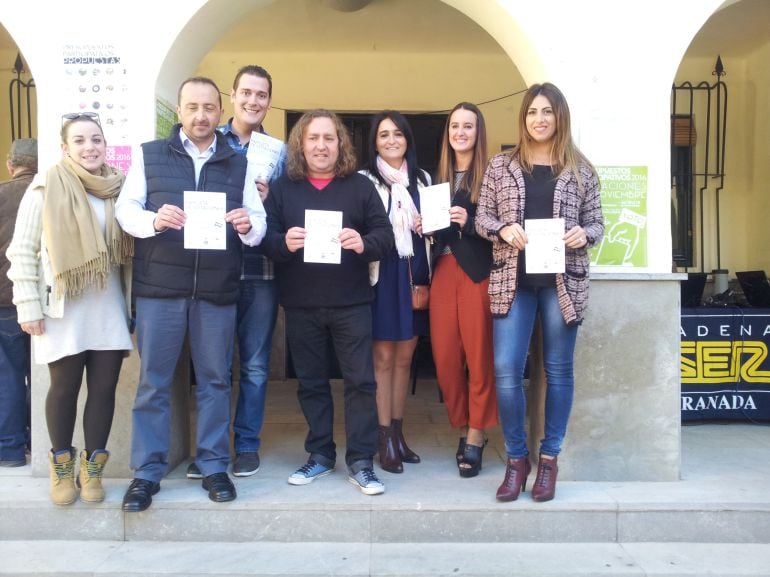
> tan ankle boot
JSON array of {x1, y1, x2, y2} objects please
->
[
  {"x1": 48, "y1": 448, "x2": 77, "y2": 506},
  {"x1": 78, "y1": 450, "x2": 109, "y2": 503}
]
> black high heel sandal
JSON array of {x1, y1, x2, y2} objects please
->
[{"x1": 459, "y1": 439, "x2": 487, "y2": 478}]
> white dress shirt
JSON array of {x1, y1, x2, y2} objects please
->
[{"x1": 116, "y1": 128, "x2": 266, "y2": 246}]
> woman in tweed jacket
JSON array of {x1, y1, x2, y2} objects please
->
[{"x1": 475, "y1": 83, "x2": 603, "y2": 503}]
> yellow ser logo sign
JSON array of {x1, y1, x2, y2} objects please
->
[{"x1": 681, "y1": 340, "x2": 770, "y2": 383}]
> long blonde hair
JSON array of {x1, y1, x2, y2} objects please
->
[
  {"x1": 436, "y1": 102, "x2": 488, "y2": 204},
  {"x1": 514, "y1": 83, "x2": 595, "y2": 186}
]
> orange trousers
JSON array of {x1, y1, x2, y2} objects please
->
[{"x1": 429, "y1": 254, "x2": 497, "y2": 430}]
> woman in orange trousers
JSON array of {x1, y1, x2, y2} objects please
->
[{"x1": 429, "y1": 103, "x2": 497, "y2": 477}]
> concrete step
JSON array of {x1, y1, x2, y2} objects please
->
[
  {"x1": 1, "y1": 470, "x2": 769, "y2": 544},
  {"x1": 2, "y1": 541, "x2": 769, "y2": 576}
]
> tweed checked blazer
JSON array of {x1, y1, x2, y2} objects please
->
[{"x1": 475, "y1": 152, "x2": 604, "y2": 324}]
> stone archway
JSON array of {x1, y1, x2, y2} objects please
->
[
  {"x1": 671, "y1": 0, "x2": 770, "y2": 277},
  {"x1": 157, "y1": 0, "x2": 543, "y2": 103}
]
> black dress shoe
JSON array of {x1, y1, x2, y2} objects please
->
[
  {"x1": 202, "y1": 472, "x2": 236, "y2": 502},
  {"x1": 122, "y1": 478, "x2": 160, "y2": 512}
]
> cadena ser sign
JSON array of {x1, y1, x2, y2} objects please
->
[{"x1": 680, "y1": 308, "x2": 770, "y2": 421}]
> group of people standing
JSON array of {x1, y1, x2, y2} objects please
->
[
  {"x1": 346, "y1": 82, "x2": 603, "y2": 504},
  {"x1": 1, "y1": 63, "x2": 603, "y2": 510}
]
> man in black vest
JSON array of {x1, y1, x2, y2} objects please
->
[
  {"x1": 0, "y1": 138, "x2": 36, "y2": 467},
  {"x1": 116, "y1": 77, "x2": 266, "y2": 512}
]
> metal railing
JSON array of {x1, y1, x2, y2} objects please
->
[
  {"x1": 8, "y1": 51, "x2": 35, "y2": 142},
  {"x1": 671, "y1": 56, "x2": 727, "y2": 271}
]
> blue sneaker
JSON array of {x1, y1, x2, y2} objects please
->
[
  {"x1": 288, "y1": 460, "x2": 333, "y2": 485},
  {"x1": 348, "y1": 467, "x2": 385, "y2": 495}
]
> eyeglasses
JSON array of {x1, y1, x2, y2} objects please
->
[{"x1": 61, "y1": 112, "x2": 101, "y2": 126}]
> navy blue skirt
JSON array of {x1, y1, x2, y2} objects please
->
[{"x1": 371, "y1": 235, "x2": 429, "y2": 341}]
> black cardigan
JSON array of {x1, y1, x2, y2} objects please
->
[{"x1": 431, "y1": 187, "x2": 492, "y2": 283}]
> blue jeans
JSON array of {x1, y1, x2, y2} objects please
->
[
  {"x1": 0, "y1": 307, "x2": 30, "y2": 461},
  {"x1": 493, "y1": 286, "x2": 578, "y2": 459},
  {"x1": 131, "y1": 297, "x2": 236, "y2": 483},
  {"x1": 233, "y1": 279, "x2": 278, "y2": 454}
]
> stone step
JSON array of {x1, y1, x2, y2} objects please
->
[
  {"x1": 2, "y1": 541, "x2": 769, "y2": 576},
  {"x1": 1, "y1": 473, "x2": 769, "y2": 544}
]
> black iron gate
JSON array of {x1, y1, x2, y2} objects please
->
[{"x1": 670, "y1": 56, "x2": 727, "y2": 270}]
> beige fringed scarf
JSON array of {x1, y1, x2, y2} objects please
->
[{"x1": 43, "y1": 156, "x2": 133, "y2": 299}]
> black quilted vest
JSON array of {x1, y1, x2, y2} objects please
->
[{"x1": 132, "y1": 127, "x2": 247, "y2": 305}]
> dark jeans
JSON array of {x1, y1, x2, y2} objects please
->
[
  {"x1": 233, "y1": 279, "x2": 278, "y2": 454},
  {"x1": 0, "y1": 306, "x2": 30, "y2": 461},
  {"x1": 285, "y1": 305, "x2": 378, "y2": 467}
]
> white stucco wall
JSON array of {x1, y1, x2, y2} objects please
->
[
  {"x1": 2, "y1": 0, "x2": 735, "y2": 481},
  {"x1": 1, "y1": 0, "x2": 728, "y2": 274}
]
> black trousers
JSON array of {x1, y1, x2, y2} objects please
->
[{"x1": 285, "y1": 304, "x2": 378, "y2": 467}]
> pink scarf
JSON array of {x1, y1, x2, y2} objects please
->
[{"x1": 376, "y1": 155, "x2": 419, "y2": 257}]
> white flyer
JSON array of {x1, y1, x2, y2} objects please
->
[
  {"x1": 246, "y1": 131, "x2": 284, "y2": 182},
  {"x1": 419, "y1": 182, "x2": 451, "y2": 234},
  {"x1": 183, "y1": 191, "x2": 226, "y2": 250},
  {"x1": 304, "y1": 209, "x2": 343, "y2": 264},
  {"x1": 524, "y1": 218, "x2": 565, "y2": 274}
]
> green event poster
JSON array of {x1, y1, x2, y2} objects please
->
[
  {"x1": 590, "y1": 166, "x2": 648, "y2": 267},
  {"x1": 155, "y1": 97, "x2": 177, "y2": 140}
]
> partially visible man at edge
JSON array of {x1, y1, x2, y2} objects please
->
[{"x1": 0, "y1": 138, "x2": 37, "y2": 467}]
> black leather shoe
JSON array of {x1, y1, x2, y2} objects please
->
[
  {"x1": 202, "y1": 472, "x2": 236, "y2": 502},
  {"x1": 122, "y1": 478, "x2": 160, "y2": 512}
]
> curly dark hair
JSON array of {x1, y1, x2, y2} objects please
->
[{"x1": 285, "y1": 109, "x2": 357, "y2": 180}]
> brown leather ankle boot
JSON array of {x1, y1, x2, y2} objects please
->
[
  {"x1": 391, "y1": 418, "x2": 420, "y2": 464},
  {"x1": 378, "y1": 425, "x2": 403, "y2": 474},
  {"x1": 496, "y1": 456, "x2": 532, "y2": 502},
  {"x1": 531, "y1": 455, "x2": 558, "y2": 502}
]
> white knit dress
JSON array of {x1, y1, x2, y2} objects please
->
[{"x1": 32, "y1": 195, "x2": 133, "y2": 364}]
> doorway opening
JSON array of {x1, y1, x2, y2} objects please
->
[{"x1": 286, "y1": 111, "x2": 448, "y2": 176}]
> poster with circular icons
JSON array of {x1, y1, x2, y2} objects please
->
[{"x1": 62, "y1": 43, "x2": 131, "y2": 173}]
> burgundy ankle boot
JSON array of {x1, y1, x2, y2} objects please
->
[
  {"x1": 531, "y1": 455, "x2": 558, "y2": 502},
  {"x1": 496, "y1": 456, "x2": 532, "y2": 502},
  {"x1": 391, "y1": 418, "x2": 420, "y2": 464},
  {"x1": 378, "y1": 425, "x2": 403, "y2": 474}
]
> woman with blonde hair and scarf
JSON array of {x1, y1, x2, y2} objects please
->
[
  {"x1": 360, "y1": 110, "x2": 430, "y2": 475},
  {"x1": 7, "y1": 113, "x2": 133, "y2": 505}
]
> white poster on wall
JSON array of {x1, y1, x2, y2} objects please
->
[{"x1": 61, "y1": 43, "x2": 132, "y2": 172}]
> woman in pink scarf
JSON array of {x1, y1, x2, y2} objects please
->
[{"x1": 359, "y1": 111, "x2": 431, "y2": 474}]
